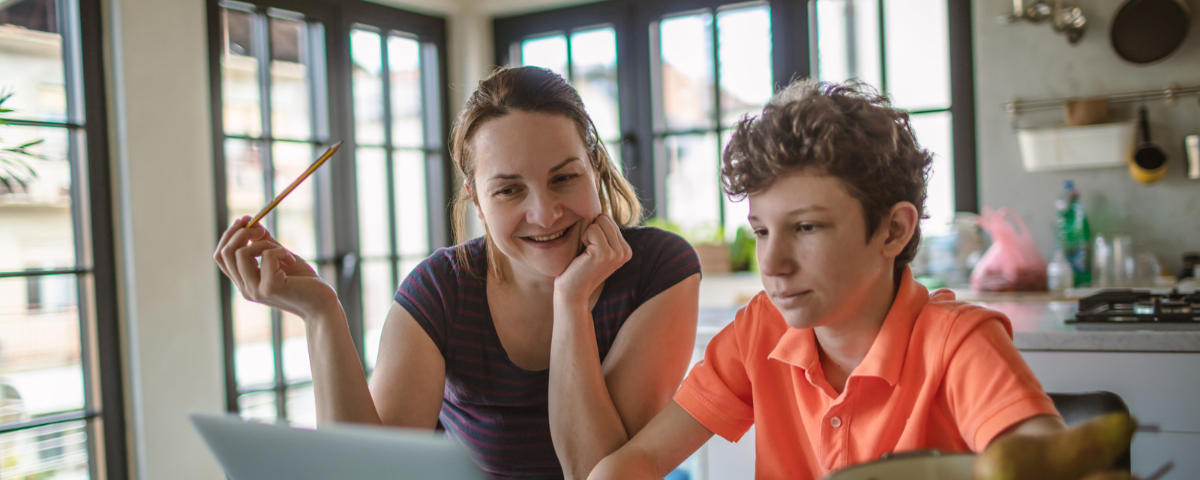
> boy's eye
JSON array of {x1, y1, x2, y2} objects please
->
[
  {"x1": 797, "y1": 223, "x2": 819, "y2": 233},
  {"x1": 753, "y1": 229, "x2": 768, "y2": 238}
]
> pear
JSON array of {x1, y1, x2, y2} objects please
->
[
  {"x1": 1079, "y1": 472, "x2": 1135, "y2": 480},
  {"x1": 974, "y1": 413, "x2": 1137, "y2": 480}
]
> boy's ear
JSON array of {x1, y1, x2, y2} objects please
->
[{"x1": 881, "y1": 201, "x2": 919, "y2": 258}]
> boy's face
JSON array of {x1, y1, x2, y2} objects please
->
[{"x1": 748, "y1": 171, "x2": 895, "y2": 330}]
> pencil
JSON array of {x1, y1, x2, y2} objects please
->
[{"x1": 245, "y1": 141, "x2": 343, "y2": 229}]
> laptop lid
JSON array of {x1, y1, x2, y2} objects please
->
[{"x1": 190, "y1": 412, "x2": 485, "y2": 480}]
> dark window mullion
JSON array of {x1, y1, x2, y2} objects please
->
[
  {"x1": 380, "y1": 34, "x2": 402, "y2": 291},
  {"x1": 709, "y1": 8, "x2": 725, "y2": 230},
  {"x1": 565, "y1": 32, "x2": 574, "y2": 83},
  {"x1": 876, "y1": 0, "x2": 887, "y2": 95}
]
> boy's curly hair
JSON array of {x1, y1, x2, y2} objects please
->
[{"x1": 721, "y1": 79, "x2": 931, "y2": 271}]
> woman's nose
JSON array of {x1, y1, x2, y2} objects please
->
[{"x1": 526, "y1": 189, "x2": 563, "y2": 227}]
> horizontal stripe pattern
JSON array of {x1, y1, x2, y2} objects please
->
[{"x1": 395, "y1": 227, "x2": 700, "y2": 479}]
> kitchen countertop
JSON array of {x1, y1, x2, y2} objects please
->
[{"x1": 697, "y1": 273, "x2": 1200, "y2": 353}]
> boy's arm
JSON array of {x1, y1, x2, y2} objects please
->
[{"x1": 588, "y1": 402, "x2": 715, "y2": 480}]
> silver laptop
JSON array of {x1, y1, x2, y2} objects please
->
[{"x1": 190, "y1": 412, "x2": 485, "y2": 480}]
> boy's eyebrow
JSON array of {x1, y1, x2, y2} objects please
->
[
  {"x1": 487, "y1": 157, "x2": 580, "y2": 181},
  {"x1": 747, "y1": 205, "x2": 829, "y2": 222}
]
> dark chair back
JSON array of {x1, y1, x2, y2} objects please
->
[{"x1": 1049, "y1": 391, "x2": 1132, "y2": 472}]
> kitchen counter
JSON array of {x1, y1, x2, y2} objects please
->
[{"x1": 697, "y1": 273, "x2": 1200, "y2": 353}]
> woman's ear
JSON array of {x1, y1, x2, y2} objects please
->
[{"x1": 881, "y1": 201, "x2": 919, "y2": 258}]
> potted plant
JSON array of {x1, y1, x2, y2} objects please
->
[{"x1": 0, "y1": 90, "x2": 45, "y2": 194}]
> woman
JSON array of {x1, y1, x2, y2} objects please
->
[{"x1": 214, "y1": 66, "x2": 701, "y2": 479}]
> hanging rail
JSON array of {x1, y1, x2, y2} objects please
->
[{"x1": 1005, "y1": 84, "x2": 1200, "y2": 116}]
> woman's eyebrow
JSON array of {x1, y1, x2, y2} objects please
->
[{"x1": 487, "y1": 157, "x2": 581, "y2": 182}]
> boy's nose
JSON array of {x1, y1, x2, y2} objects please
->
[
  {"x1": 758, "y1": 237, "x2": 795, "y2": 277},
  {"x1": 526, "y1": 190, "x2": 563, "y2": 227}
]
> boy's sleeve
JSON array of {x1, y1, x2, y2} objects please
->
[
  {"x1": 942, "y1": 311, "x2": 1060, "y2": 451},
  {"x1": 673, "y1": 302, "x2": 758, "y2": 442}
]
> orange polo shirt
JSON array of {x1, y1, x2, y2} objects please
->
[{"x1": 674, "y1": 270, "x2": 1059, "y2": 480}]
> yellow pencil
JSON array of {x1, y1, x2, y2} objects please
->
[{"x1": 245, "y1": 141, "x2": 343, "y2": 229}]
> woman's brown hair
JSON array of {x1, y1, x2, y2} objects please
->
[
  {"x1": 449, "y1": 66, "x2": 642, "y2": 277},
  {"x1": 721, "y1": 79, "x2": 931, "y2": 273}
]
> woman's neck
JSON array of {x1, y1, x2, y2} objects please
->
[{"x1": 489, "y1": 249, "x2": 556, "y2": 298}]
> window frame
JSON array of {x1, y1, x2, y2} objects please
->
[
  {"x1": 494, "y1": 0, "x2": 977, "y2": 220},
  {"x1": 0, "y1": 0, "x2": 126, "y2": 478},
  {"x1": 204, "y1": 0, "x2": 451, "y2": 419}
]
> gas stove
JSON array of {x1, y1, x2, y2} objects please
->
[{"x1": 1066, "y1": 289, "x2": 1200, "y2": 331}]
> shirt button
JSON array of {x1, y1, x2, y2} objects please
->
[{"x1": 830, "y1": 416, "x2": 842, "y2": 428}]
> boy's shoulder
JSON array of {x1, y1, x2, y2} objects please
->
[{"x1": 913, "y1": 289, "x2": 1015, "y2": 357}]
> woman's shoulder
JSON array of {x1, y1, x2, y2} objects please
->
[{"x1": 411, "y1": 237, "x2": 487, "y2": 282}]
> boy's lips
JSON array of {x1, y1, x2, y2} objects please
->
[{"x1": 771, "y1": 289, "x2": 811, "y2": 309}]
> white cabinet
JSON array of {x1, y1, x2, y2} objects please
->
[{"x1": 1021, "y1": 351, "x2": 1200, "y2": 479}]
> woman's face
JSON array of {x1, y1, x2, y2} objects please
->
[{"x1": 471, "y1": 111, "x2": 602, "y2": 279}]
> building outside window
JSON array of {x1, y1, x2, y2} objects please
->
[
  {"x1": 209, "y1": 0, "x2": 449, "y2": 425},
  {"x1": 0, "y1": 0, "x2": 124, "y2": 478}
]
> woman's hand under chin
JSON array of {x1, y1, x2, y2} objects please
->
[{"x1": 553, "y1": 214, "x2": 632, "y2": 305}]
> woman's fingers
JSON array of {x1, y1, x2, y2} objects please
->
[
  {"x1": 214, "y1": 216, "x2": 250, "y2": 277},
  {"x1": 258, "y1": 246, "x2": 289, "y2": 295}
]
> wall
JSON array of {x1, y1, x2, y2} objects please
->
[
  {"x1": 974, "y1": 0, "x2": 1200, "y2": 276},
  {"x1": 105, "y1": 0, "x2": 225, "y2": 478}
]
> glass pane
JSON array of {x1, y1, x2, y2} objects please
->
[
  {"x1": 272, "y1": 142, "x2": 318, "y2": 260},
  {"x1": 659, "y1": 13, "x2": 715, "y2": 131},
  {"x1": 233, "y1": 295, "x2": 274, "y2": 387},
  {"x1": 910, "y1": 112, "x2": 954, "y2": 235},
  {"x1": 351, "y1": 29, "x2": 385, "y2": 146},
  {"x1": 224, "y1": 138, "x2": 266, "y2": 226},
  {"x1": 603, "y1": 140, "x2": 622, "y2": 169},
  {"x1": 0, "y1": 125, "x2": 75, "y2": 271},
  {"x1": 717, "y1": 6, "x2": 772, "y2": 127},
  {"x1": 286, "y1": 385, "x2": 316, "y2": 428},
  {"x1": 0, "y1": 419, "x2": 89, "y2": 478},
  {"x1": 282, "y1": 311, "x2": 310, "y2": 382},
  {"x1": 520, "y1": 35, "x2": 567, "y2": 79},
  {"x1": 815, "y1": 0, "x2": 881, "y2": 90},
  {"x1": 389, "y1": 35, "x2": 423, "y2": 148},
  {"x1": 571, "y1": 28, "x2": 620, "y2": 141},
  {"x1": 0, "y1": 0, "x2": 66, "y2": 123},
  {"x1": 221, "y1": 8, "x2": 262, "y2": 137},
  {"x1": 884, "y1": 0, "x2": 949, "y2": 110},
  {"x1": 395, "y1": 150, "x2": 428, "y2": 257},
  {"x1": 270, "y1": 16, "x2": 312, "y2": 141},
  {"x1": 662, "y1": 133, "x2": 720, "y2": 234},
  {"x1": 356, "y1": 147, "x2": 390, "y2": 258},
  {"x1": 362, "y1": 259, "x2": 393, "y2": 371},
  {"x1": 720, "y1": 129, "x2": 749, "y2": 242},
  {"x1": 238, "y1": 390, "x2": 277, "y2": 423},
  {"x1": 0, "y1": 274, "x2": 84, "y2": 423}
]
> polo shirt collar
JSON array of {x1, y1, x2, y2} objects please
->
[{"x1": 767, "y1": 267, "x2": 929, "y2": 387}]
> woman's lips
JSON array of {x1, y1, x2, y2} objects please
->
[{"x1": 521, "y1": 224, "x2": 574, "y2": 249}]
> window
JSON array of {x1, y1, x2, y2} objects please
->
[
  {"x1": 0, "y1": 0, "x2": 125, "y2": 478},
  {"x1": 812, "y1": 0, "x2": 976, "y2": 233},
  {"x1": 495, "y1": 0, "x2": 976, "y2": 238},
  {"x1": 208, "y1": 0, "x2": 449, "y2": 426}
]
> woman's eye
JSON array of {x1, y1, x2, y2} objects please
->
[
  {"x1": 554, "y1": 173, "x2": 579, "y2": 183},
  {"x1": 494, "y1": 187, "x2": 518, "y2": 197}
]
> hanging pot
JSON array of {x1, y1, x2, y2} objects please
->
[
  {"x1": 1110, "y1": 0, "x2": 1191, "y2": 64},
  {"x1": 1130, "y1": 106, "x2": 1167, "y2": 184}
]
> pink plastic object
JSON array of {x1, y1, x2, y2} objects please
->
[{"x1": 970, "y1": 207, "x2": 1048, "y2": 292}]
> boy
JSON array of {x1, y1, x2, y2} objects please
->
[{"x1": 589, "y1": 80, "x2": 1064, "y2": 479}]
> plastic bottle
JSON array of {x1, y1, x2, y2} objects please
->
[
  {"x1": 1055, "y1": 180, "x2": 1091, "y2": 286},
  {"x1": 1047, "y1": 249, "x2": 1074, "y2": 292}
]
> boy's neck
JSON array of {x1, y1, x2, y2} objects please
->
[{"x1": 813, "y1": 269, "x2": 900, "y2": 382}]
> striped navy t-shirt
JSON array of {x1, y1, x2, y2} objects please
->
[{"x1": 395, "y1": 226, "x2": 701, "y2": 479}]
